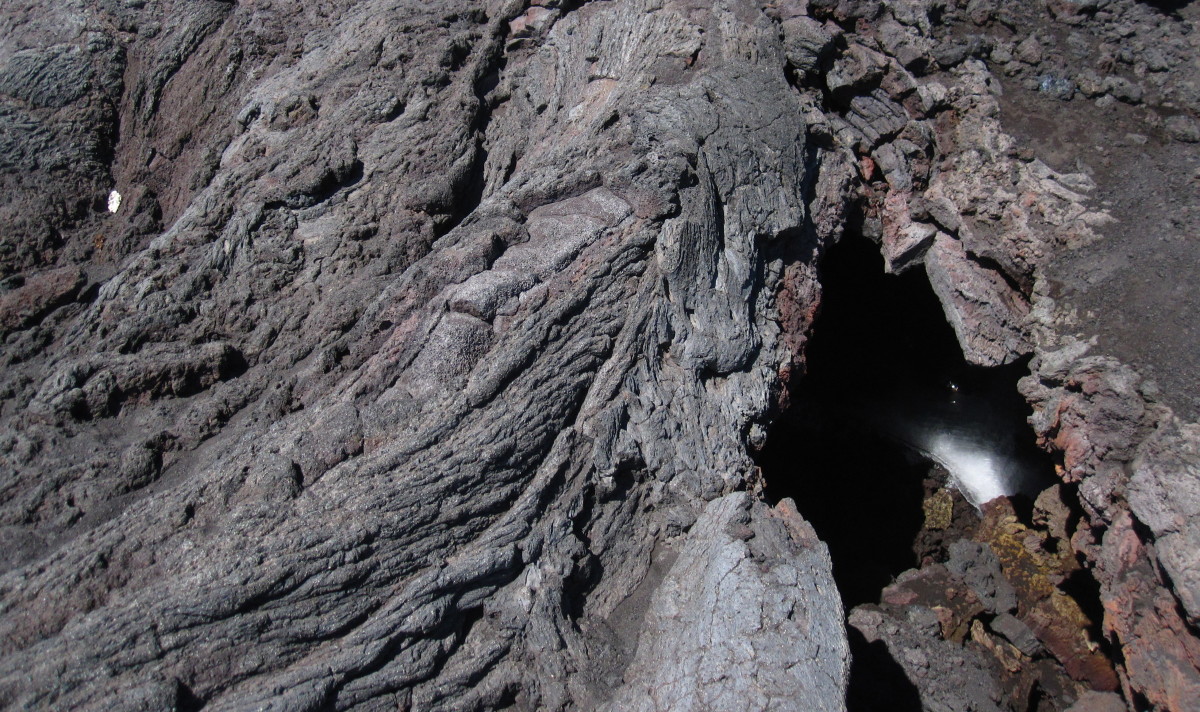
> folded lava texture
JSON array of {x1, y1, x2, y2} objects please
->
[{"x1": 0, "y1": 1, "x2": 1197, "y2": 710}]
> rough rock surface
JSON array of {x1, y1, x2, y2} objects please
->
[
  {"x1": 849, "y1": 603, "x2": 1006, "y2": 712},
  {"x1": 1, "y1": 1, "x2": 846, "y2": 709},
  {"x1": 0, "y1": 0, "x2": 1198, "y2": 711},
  {"x1": 602, "y1": 494, "x2": 847, "y2": 712}
]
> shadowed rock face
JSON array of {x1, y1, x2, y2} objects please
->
[{"x1": 1, "y1": 0, "x2": 1198, "y2": 711}]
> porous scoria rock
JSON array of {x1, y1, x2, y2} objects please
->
[
  {"x1": 1021, "y1": 350, "x2": 1200, "y2": 711},
  {"x1": 0, "y1": 0, "x2": 850, "y2": 710}
]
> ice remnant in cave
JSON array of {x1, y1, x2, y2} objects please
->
[
  {"x1": 877, "y1": 381, "x2": 1055, "y2": 510},
  {"x1": 922, "y1": 431, "x2": 1015, "y2": 507}
]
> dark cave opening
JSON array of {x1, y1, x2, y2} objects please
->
[
  {"x1": 844, "y1": 627, "x2": 924, "y2": 712},
  {"x1": 758, "y1": 229, "x2": 1057, "y2": 609}
]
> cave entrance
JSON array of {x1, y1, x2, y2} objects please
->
[{"x1": 758, "y1": 230, "x2": 1056, "y2": 609}]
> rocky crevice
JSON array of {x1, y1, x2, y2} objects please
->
[{"x1": 766, "y1": 1, "x2": 1200, "y2": 709}]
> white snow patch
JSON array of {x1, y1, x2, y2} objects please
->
[
  {"x1": 923, "y1": 431, "x2": 1014, "y2": 508},
  {"x1": 107, "y1": 190, "x2": 122, "y2": 213}
]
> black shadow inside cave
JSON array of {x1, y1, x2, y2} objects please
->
[
  {"x1": 844, "y1": 628, "x2": 923, "y2": 712},
  {"x1": 757, "y1": 230, "x2": 1055, "y2": 609}
]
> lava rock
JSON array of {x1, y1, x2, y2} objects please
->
[
  {"x1": 1038, "y1": 75, "x2": 1078, "y2": 100},
  {"x1": 1165, "y1": 114, "x2": 1200, "y2": 143},
  {"x1": 782, "y1": 16, "x2": 836, "y2": 75},
  {"x1": 0, "y1": 1, "x2": 849, "y2": 709},
  {"x1": 603, "y1": 495, "x2": 848, "y2": 712},
  {"x1": 0, "y1": 0, "x2": 1197, "y2": 710},
  {"x1": 1105, "y1": 75, "x2": 1144, "y2": 103},
  {"x1": 849, "y1": 604, "x2": 1006, "y2": 712},
  {"x1": 947, "y1": 540, "x2": 1019, "y2": 614},
  {"x1": 990, "y1": 613, "x2": 1044, "y2": 657},
  {"x1": 1066, "y1": 690, "x2": 1129, "y2": 712},
  {"x1": 0, "y1": 267, "x2": 85, "y2": 335}
]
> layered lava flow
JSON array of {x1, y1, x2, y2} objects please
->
[{"x1": 4, "y1": 1, "x2": 1197, "y2": 709}]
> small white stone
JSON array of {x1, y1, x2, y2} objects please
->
[{"x1": 107, "y1": 190, "x2": 122, "y2": 213}]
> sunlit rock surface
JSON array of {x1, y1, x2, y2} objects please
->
[{"x1": 1, "y1": 0, "x2": 1199, "y2": 710}]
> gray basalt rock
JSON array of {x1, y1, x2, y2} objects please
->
[
  {"x1": 1127, "y1": 418, "x2": 1200, "y2": 626},
  {"x1": 925, "y1": 233, "x2": 1032, "y2": 367},
  {"x1": 0, "y1": 0, "x2": 847, "y2": 710},
  {"x1": 2, "y1": 0, "x2": 1200, "y2": 710},
  {"x1": 602, "y1": 494, "x2": 847, "y2": 712},
  {"x1": 849, "y1": 604, "x2": 1006, "y2": 712}
]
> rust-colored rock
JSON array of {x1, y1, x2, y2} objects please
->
[
  {"x1": 978, "y1": 499, "x2": 1118, "y2": 692},
  {"x1": 0, "y1": 267, "x2": 84, "y2": 334}
]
